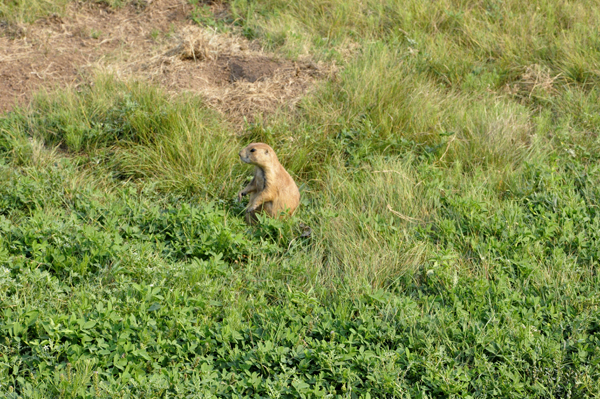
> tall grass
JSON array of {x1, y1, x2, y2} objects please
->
[
  {"x1": 18, "y1": 77, "x2": 242, "y2": 196},
  {"x1": 0, "y1": 0, "x2": 142, "y2": 23},
  {"x1": 231, "y1": 0, "x2": 600, "y2": 173},
  {"x1": 232, "y1": 0, "x2": 600, "y2": 86},
  {"x1": 308, "y1": 155, "x2": 433, "y2": 291},
  {"x1": 0, "y1": 0, "x2": 70, "y2": 23}
]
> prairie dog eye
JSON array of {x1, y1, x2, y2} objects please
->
[{"x1": 250, "y1": 148, "x2": 256, "y2": 153}]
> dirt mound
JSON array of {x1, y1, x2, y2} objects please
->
[
  {"x1": 0, "y1": 0, "x2": 333, "y2": 126},
  {"x1": 115, "y1": 24, "x2": 331, "y2": 125},
  {"x1": 228, "y1": 57, "x2": 282, "y2": 83},
  {"x1": 123, "y1": 24, "x2": 330, "y2": 125}
]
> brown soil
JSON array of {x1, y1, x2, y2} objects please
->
[{"x1": 0, "y1": 0, "x2": 331, "y2": 125}]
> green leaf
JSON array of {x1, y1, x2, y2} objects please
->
[
  {"x1": 148, "y1": 303, "x2": 162, "y2": 312},
  {"x1": 82, "y1": 320, "x2": 97, "y2": 329}
]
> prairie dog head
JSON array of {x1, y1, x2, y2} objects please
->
[{"x1": 239, "y1": 143, "x2": 278, "y2": 168}]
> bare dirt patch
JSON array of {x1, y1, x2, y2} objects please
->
[
  {"x1": 119, "y1": 23, "x2": 329, "y2": 125},
  {"x1": 0, "y1": 0, "x2": 332, "y2": 125},
  {"x1": 0, "y1": 0, "x2": 193, "y2": 112}
]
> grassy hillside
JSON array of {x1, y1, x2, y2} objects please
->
[{"x1": 1, "y1": 0, "x2": 600, "y2": 397}]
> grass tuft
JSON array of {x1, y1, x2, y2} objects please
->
[{"x1": 14, "y1": 76, "x2": 242, "y2": 196}]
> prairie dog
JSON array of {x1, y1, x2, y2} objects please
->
[{"x1": 237, "y1": 143, "x2": 300, "y2": 224}]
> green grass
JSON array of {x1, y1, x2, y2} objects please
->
[
  {"x1": 0, "y1": 0, "x2": 145, "y2": 24},
  {"x1": 17, "y1": 77, "x2": 241, "y2": 196},
  {"x1": 0, "y1": 0, "x2": 70, "y2": 23},
  {"x1": 1, "y1": 0, "x2": 600, "y2": 397}
]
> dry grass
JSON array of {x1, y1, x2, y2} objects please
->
[
  {"x1": 503, "y1": 63, "x2": 562, "y2": 98},
  {"x1": 118, "y1": 25, "x2": 336, "y2": 125},
  {"x1": 0, "y1": 0, "x2": 334, "y2": 128}
]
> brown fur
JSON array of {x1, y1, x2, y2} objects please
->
[{"x1": 237, "y1": 143, "x2": 300, "y2": 224}]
